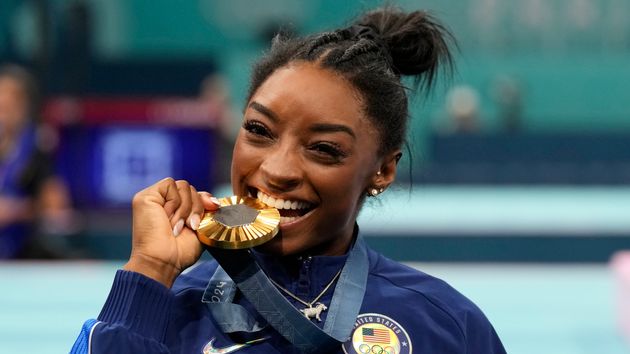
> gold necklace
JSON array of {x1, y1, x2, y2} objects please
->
[{"x1": 268, "y1": 269, "x2": 342, "y2": 322}]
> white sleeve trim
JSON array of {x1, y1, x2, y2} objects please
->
[{"x1": 88, "y1": 321, "x2": 102, "y2": 354}]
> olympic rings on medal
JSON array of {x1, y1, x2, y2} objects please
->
[
  {"x1": 358, "y1": 344, "x2": 394, "y2": 354},
  {"x1": 371, "y1": 345, "x2": 383, "y2": 354}
]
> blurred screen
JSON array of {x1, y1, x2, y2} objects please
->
[{"x1": 56, "y1": 125, "x2": 216, "y2": 208}]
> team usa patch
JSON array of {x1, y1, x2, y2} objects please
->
[{"x1": 342, "y1": 313, "x2": 412, "y2": 354}]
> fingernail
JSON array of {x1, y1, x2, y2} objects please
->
[
  {"x1": 173, "y1": 219, "x2": 185, "y2": 236},
  {"x1": 189, "y1": 214, "x2": 201, "y2": 231},
  {"x1": 210, "y1": 197, "x2": 220, "y2": 205}
]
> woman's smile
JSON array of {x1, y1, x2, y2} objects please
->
[{"x1": 248, "y1": 187, "x2": 316, "y2": 225}]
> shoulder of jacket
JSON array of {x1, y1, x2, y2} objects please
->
[{"x1": 367, "y1": 249, "x2": 489, "y2": 331}]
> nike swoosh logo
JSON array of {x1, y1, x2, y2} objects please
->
[{"x1": 203, "y1": 337, "x2": 267, "y2": 354}]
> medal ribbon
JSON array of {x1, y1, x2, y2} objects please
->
[{"x1": 203, "y1": 234, "x2": 369, "y2": 353}]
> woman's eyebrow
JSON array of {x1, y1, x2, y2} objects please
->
[
  {"x1": 309, "y1": 123, "x2": 356, "y2": 139},
  {"x1": 248, "y1": 101, "x2": 278, "y2": 123},
  {"x1": 249, "y1": 101, "x2": 355, "y2": 139}
]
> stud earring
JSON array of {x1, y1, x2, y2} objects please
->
[
  {"x1": 376, "y1": 171, "x2": 382, "y2": 176},
  {"x1": 379, "y1": 188, "x2": 384, "y2": 193},
  {"x1": 369, "y1": 188, "x2": 379, "y2": 196}
]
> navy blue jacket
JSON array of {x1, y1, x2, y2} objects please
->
[{"x1": 71, "y1": 245, "x2": 506, "y2": 353}]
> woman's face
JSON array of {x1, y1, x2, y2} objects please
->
[
  {"x1": 231, "y1": 62, "x2": 386, "y2": 256},
  {"x1": 0, "y1": 77, "x2": 28, "y2": 135}
]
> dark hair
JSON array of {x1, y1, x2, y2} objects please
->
[{"x1": 247, "y1": 7, "x2": 454, "y2": 155}]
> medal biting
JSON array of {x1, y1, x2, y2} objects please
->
[{"x1": 196, "y1": 196, "x2": 280, "y2": 249}]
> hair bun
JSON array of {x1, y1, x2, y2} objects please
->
[{"x1": 356, "y1": 7, "x2": 454, "y2": 87}]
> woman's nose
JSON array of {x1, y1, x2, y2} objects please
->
[{"x1": 259, "y1": 145, "x2": 302, "y2": 192}]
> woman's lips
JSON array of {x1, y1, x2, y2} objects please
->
[{"x1": 254, "y1": 189, "x2": 315, "y2": 224}]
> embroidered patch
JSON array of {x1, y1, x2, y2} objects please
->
[{"x1": 342, "y1": 313, "x2": 412, "y2": 354}]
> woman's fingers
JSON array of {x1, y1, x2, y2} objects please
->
[
  {"x1": 187, "y1": 185, "x2": 203, "y2": 231},
  {"x1": 149, "y1": 178, "x2": 222, "y2": 237},
  {"x1": 128, "y1": 177, "x2": 214, "y2": 287},
  {"x1": 199, "y1": 191, "x2": 221, "y2": 211},
  {"x1": 169, "y1": 182, "x2": 222, "y2": 236},
  {"x1": 187, "y1": 191, "x2": 221, "y2": 232},
  {"x1": 157, "y1": 177, "x2": 181, "y2": 219},
  {"x1": 171, "y1": 180, "x2": 193, "y2": 236}
]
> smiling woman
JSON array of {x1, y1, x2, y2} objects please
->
[
  {"x1": 71, "y1": 7, "x2": 506, "y2": 354},
  {"x1": 234, "y1": 63, "x2": 379, "y2": 257}
]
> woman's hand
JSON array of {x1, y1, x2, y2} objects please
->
[{"x1": 123, "y1": 178, "x2": 220, "y2": 288}]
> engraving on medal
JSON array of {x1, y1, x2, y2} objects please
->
[
  {"x1": 213, "y1": 204, "x2": 260, "y2": 227},
  {"x1": 196, "y1": 196, "x2": 280, "y2": 249}
]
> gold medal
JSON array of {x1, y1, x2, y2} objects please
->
[{"x1": 196, "y1": 196, "x2": 280, "y2": 249}]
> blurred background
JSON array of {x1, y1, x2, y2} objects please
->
[{"x1": 1, "y1": 0, "x2": 630, "y2": 353}]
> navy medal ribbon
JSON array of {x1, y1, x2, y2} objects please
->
[{"x1": 203, "y1": 234, "x2": 369, "y2": 353}]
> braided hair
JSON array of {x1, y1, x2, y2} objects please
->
[{"x1": 247, "y1": 7, "x2": 454, "y2": 155}]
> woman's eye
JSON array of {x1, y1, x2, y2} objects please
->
[
  {"x1": 243, "y1": 120, "x2": 272, "y2": 138},
  {"x1": 310, "y1": 142, "x2": 347, "y2": 162}
]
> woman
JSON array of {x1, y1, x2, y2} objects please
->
[
  {"x1": 72, "y1": 7, "x2": 506, "y2": 354},
  {"x1": 0, "y1": 64, "x2": 76, "y2": 258}
]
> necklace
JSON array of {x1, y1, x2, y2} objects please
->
[{"x1": 268, "y1": 269, "x2": 342, "y2": 322}]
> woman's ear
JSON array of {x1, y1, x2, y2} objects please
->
[{"x1": 370, "y1": 150, "x2": 401, "y2": 193}]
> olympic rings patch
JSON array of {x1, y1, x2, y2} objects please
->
[{"x1": 342, "y1": 313, "x2": 412, "y2": 354}]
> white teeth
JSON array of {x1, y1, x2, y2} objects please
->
[
  {"x1": 254, "y1": 190, "x2": 311, "y2": 210},
  {"x1": 280, "y1": 216, "x2": 297, "y2": 223}
]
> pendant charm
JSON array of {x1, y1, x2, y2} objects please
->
[{"x1": 300, "y1": 302, "x2": 328, "y2": 322}]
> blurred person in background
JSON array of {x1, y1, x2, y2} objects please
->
[
  {"x1": 443, "y1": 84, "x2": 481, "y2": 134},
  {"x1": 491, "y1": 75, "x2": 524, "y2": 133},
  {"x1": 0, "y1": 64, "x2": 80, "y2": 259},
  {"x1": 71, "y1": 7, "x2": 505, "y2": 354},
  {"x1": 200, "y1": 73, "x2": 238, "y2": 186}
]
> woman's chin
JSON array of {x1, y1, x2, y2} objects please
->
[
  {"x1": 255, "y1": 231, "x2": 291, "y2": 256},
  {"x1": 255, "y1": 230, "x2": 311, "y2": 256}
]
